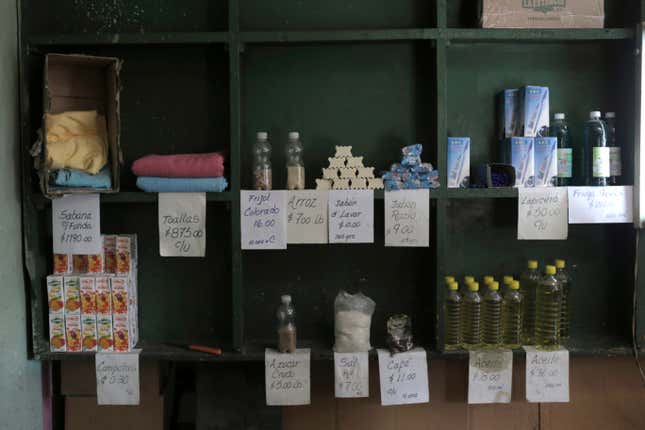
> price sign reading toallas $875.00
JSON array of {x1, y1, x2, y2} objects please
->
[
  {"x1": 517, "y1": 187, "x2": 568, "y2": 240},
  {"x1": 158, "y1": 193, "x2": 206, "y2": 257}
]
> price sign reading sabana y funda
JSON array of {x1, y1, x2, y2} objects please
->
[
  {"x1": 158, "y1": 193, "x2": 206, "y2": 257},
  {"x1": 52, "y1": 194, "x2": 101, "y2": 255}
]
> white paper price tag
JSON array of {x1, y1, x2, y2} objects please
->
[
  {"x1": 468, "y1": 350, "x2": 513, "y2": 404},
  {"x1": 287, "y1": 190, "x2": 328, "y2": 244},
  {"x1": 96, "y1": 350, "x2": 141, "y2": 405},
  {"x1": 517, "y1": 187, "x2": 568, "y2": 240},
  {"x1": 524, "y1": 346, "x2": 569, "y2": 403},
  {"x1": 241, "y1": 191, "x2": 288, "y2": 250},
  {"x1": 52, "y1": 194, "x2": 101, "y2": 254},
  {"x1": 568, "y1": 186, "x2": 633, "y2": 224},
  {"x1": 334, "y1": 352, "x2": 369, "y2": 398},
  {"x1": 158, "y1": 192, "x2": 206, "y2": 257},
  {"x1": 377, "y1": 348, "x2": 429, "y2": 406},
  {"x1": 265, "y1": 348, "x2": 311, "y2": 406},
  {"x1": 385, "y1": 189, "x2": 430, "y2": 247},
  {"x1": 329, "y1": 190, "x2": 374, "y2": 243}
]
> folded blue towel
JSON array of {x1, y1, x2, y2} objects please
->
[
  {"x1": 136, "y1": 176, "x2": 228, "y2": 192},
  {"x1": 51, "y1": 166, "x2": 112, "y2": 189}
]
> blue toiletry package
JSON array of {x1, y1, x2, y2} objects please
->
[
  {"x1": 534, "y1": 137, "x2": 557, "y2": 187},
  {"x1": 510, "y1": 137, "x2": 534, "y2": 187},
  {"x1": 521, "y1": 86, "x2": 549, "y2": 137},
  {"x1": 497, "y1": 89, "x2": 520, "y2": 139},
  {"x1": 447, "y1": 137, "x2": 470, "y2": 188}
]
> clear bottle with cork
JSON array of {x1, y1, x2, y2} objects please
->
[
  {"x1": 277, "y1": 295, "x2": 296, "y2": 353},
  {"x1": 253, "y1": 131, "x2": 272, "y2": 190},
  {"x1": 286, "y1": 131, "x2": 305, "y2": 190}
]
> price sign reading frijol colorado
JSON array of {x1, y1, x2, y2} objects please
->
[
  {"x1": 52, "y1": 194, "x2": 101, "y2": 254},
  {"x1": 568, "y1": 186, "x2": 633, "y2": 224},
  {"x1": 265, "y1": 348, "x2": 311, "y2": 406},
  {"x1": 377, "y1": 348, "x2": 429, "y2": 406},
  {"x1": 468, "y1": 350, "x2": 513, "y2": 404},
  {"x1": 517, "y1": 187, "x2": 568, "y2": 240},
  {"x1": 241, "y1": 191, "x2": 288, "y2": 250},
  {"x1": 329, "y1": 190, "x2": 374, "y2": 243},
  {"x1": 385, "y1": 189, "x2": 430, "y2": 247},
  {"x1": 158, "y1": 193, "x2": 206, "y2": 257},
  {"x1": 334, "y1": 352, "x2": 369, "y2": 398},
  {"x1": 287, "y1": 190, "x2": 328, "y2": 244},
  {"x1": 96, "y1": 350, "x2": 141, "y2": 405},
  {"x1": 524, "y1": 346, "x2": 569, "y2": 403}
]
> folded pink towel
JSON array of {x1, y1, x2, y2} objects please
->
[{"x1": 132, "y1": 152, "x2": 225, "y2": 178}]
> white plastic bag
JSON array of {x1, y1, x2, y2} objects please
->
[{"x1": 333, "y1": 290, "x2": 376, "y2": 353}]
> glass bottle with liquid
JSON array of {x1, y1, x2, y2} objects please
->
[
  {"x1": 277, "y1": 295, "x2": 296, "y2": 353},
  {"x1": 461, "y1": 282, "x2": 482, "y2": 350},
  {"x1": 286, "y1": 131, "x2": 305, "y2": 190},
  {"x1": 605, "y1": 112, "x2": 621, "y2": 185},
  {"x1": 443, "y1": 282, "x2": 462, "y2": 351},
  {"x1": 535, "y1": 265, "x2": 563, "y2": 349},
  {"x1": 550, "y1": 113, "x2": 572, "y2": 187},
  {"x1": 554, "y1": 259, "x2": 571, "y2": 342},
  {"x1": 502, "y1": 280, "x2": 523, "y2": 349},
  {"x1": 482, "y1": 281, "x2": 503, "y2": 348},
  {"x1": 253, "y1": 132, "x2": 272, "y2": 190},
  {"x1": 521, "y1": 260, "x2": 540, "y2": 345},
  {"x1": 583, "y1": 111, "x2": 609, "y2": 186}
]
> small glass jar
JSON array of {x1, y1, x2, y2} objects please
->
[
  {"x1": 277, "y1": 294, "x2": 296, "y2": 353},
  {"x1": 286, "y1": 131, "x2": 305, "y2": 190},
  {"x1": 253, "y1": 131, "x2": 272, "y2": 190}
]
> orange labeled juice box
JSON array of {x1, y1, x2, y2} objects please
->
[
  {"x1": 79, "y1": 276, "x2": 96, "y2": 314},
  {"x1": 47, "y1": 275, "x2": 65, "y2": 314},
  {"x1": 72, "y1": 255, "x2": 88, "y2": 274},
  {"x1": 63, "y1": 276, "x2": 81, "y2": 314},
  {"x1": 87, "y1": 253, "x2": 104, "y2": 274},
  {"x1": 110, "y1": 277, "x2": 128, "y2": 314},
  {"x1": 53, "y1": 253, "x2": 72, "y2": 274},
  {"x1": 116, "y1": 236, "x2": 131, "y2": 275},
  {"x1": 65, "y1": 314, "x2": 82, "y2": 352},
  {"x1": 81, "y1": 314, "x2": 98, "y2": 352},
  {"x1": 95, "y1": 277, "x2": 111, "y2": 314},
  {"x1": 97, "y1": 314, "x2": 114, "y2": 352},
  {"x1": 112, "y1": 314, "x2": 130, "y2": 352},
  {"x1": 103, "y1": 235, "x2": 117, "y2": 274},
  {"x1": 49, "y1": 314, "x2": 66, "y2": 352}
]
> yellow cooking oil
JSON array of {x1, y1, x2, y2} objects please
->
[
  {"x1": 461, "y1": 281, "x2": 482, "y2": 350},
  {"x1": 520, "y1": 260, "x2": 540, "y2": 345},
  {"x1": 502, "y1": 280, "x2": 522, "y2": 349},
  {"x1": 443, "y1": 282, "x2": 462, "y2": 351},
  {"x1": 535, "y1": 265, "x2": 563, "y2": 349},
  {"x1": 554, "y1": 259, "x2": 571, "y2": 341},
  {"x1": 482, "y1": 281, "x2": 502, "y2": 347}
]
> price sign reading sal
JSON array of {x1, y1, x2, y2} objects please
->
[
  {"x1": 265, "y1": 348, "x2": 311, "y2": 406},
  {"x1": 517, "y1": 188, "x2": 568, "y2": 240},
  {"x1": 52, "y1": 194, "x2": 101, "y2": 254},
  {"x1": 377, "y1": 348, "x2": 429, "y2": 406},
  {"x1": 334, "y1": 352, "x2": 369, "y2": 398},
  {"x1": 158, "y1": 193, "x2": 206, "y2": 257}
]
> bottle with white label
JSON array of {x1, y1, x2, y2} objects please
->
[
  {"x1": 605, "y1": 112, "x2": 621, "y2": 185},
  {"x1": 583, "y1": 111, "x2": 609, "y2": 186},
  {"x1": 550, "y1": 113, "x2": 572, "y2": 187}
]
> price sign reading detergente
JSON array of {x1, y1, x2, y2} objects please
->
[
  {"x1": 241, "y1": 191, "x2": 288, "y2": 250},
  {"x1": 52, "y1": 194, "x2": 102, "y2": 254},
  {"x1": 517, "y1": 187, "x2": 568, "y2": 240},
  {"x1": 158, "y1": 193, "x2": 206, "y2": 257}
]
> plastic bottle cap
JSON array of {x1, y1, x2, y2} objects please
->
[
  {"x1": 590, "y1": 111, "x2": 601, "y2": 119},
  {"x1": 448, "y1": 282, "x2": 459, "y2": 291},
  {"x1": 503, "y1": 275, "x2": 514, "y2": 285},
  {"x1": 606, "y1": 112, "x2": 616, "y2": 119},
  {"x1": 554, "y1": 113, "x2": 565, "y2": 120},
  {"x1": 545, "y1": 265, "x2": 556, "y2": 275},
  {"x1": 468, "y1": 282, "x2": 479, "y2": 292},
  {"x1": 489, "y1": 281, "x2": 499, "y2": 291},
  {"x1": 288, "y1": 131, "x2": 300, "y2": 140},
  {"x1": 444, "y1": 276, "x2": 455, "y2": 284},
  {"x1": 555, "y1": 259, "x2": 565, "y2": 269},
  {"x1": 483, "y1": 276, "x2": 494, "y2": 284},
  {"x1": 464, "y1": 276, "x2": 475, "y2": 284},
  {"x1": 257, "y1": 131, "x2": 268, "y2": 140},
  {"x1": 280, "y1": 295, "x2": 292, "y2": 304},
  {"x1": 511, "y1": 280, "x2": 520, "y2": 290},
  {"x1": 528, "y1": 260, "x2": 538, "y2": 269}
]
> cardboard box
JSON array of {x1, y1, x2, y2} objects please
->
[
  {"x1": 65, "y1": 314, "x2": 82, "y2": 352},
  {"x1": 63, "y1": 276, "x2": 81, "y2": 315},
  {"x1": 509, "y1": 137, "x2": 535, "y2": 187},
  {"x1": 65, "y1": 395, "x2": 164, "y2": 430},
  {"x1": 79, "y1": 276, "x2": 96, "y2": 315},
  {"x1": 49, "y1": 314, "x2": 66, "y2": 352},
  {"x1": 534, "y1": 137, "x2": 557, "y2": 187},
  {"x1": 447, "y1": 137, "x2": 471, "y2": 188},
  {"x1": 520, "y1": 86, "x2": 549, "y2": 137},
  {"x1": 81, "y1": 314, "x2": 97, "y2": 352},
  {"x1": 497, "y1": 89, "x2": 520, "y2": 139},
  {"x1": 97, "y1": 314, "x2": 114, "y2": 352},
  {"x1": 39, "y1": 53, "x2": 122, "y2": 196},
  {"x1": 47, "y1": 275, "x2": 65, "y2": 314},
  {"x1": 481, "y1": 0, "x2": 604, "y2": 28},
  {"x1": 95, "y1": 277, "x2": 111, "y2": 314}
]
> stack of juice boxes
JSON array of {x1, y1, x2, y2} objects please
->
[{"x1": 47, "y1": 235, "x2": 138, "y2": 353}]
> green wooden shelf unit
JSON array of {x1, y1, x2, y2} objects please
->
[{"x1": 20, "y1": 0, "x2": 643, "y2": 361}]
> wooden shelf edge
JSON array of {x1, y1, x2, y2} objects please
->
[
  {"x1": 444, "y1": 28, "x2": 634, "y2": 42},
  {"x1": 28, "y1": 32, "x2": 230, "y2": 46},
  {"x1": 31, "y1": 191, "x2": 233, "y2": 208},
  {"x1": 239, "y1": 29, "x2": 439, "y2": 43}
]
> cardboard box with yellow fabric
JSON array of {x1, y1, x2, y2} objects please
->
[{"x1": 480, "y1": 0, "x2": 604, "y2": 28}]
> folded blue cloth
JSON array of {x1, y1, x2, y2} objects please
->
[
  {"x1": 136, "y1": 176, "x2": 228, "y2": 192},
  {"x1": 51, "y1": 166, "x2": 112, "y2": 189}
]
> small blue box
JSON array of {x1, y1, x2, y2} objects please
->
[
  {"x1": 534, "y1": 137, "x2": 557, "y2": 187},
  {"x1": 510, "y1": 137, "x2": 534, "y2": 187},
  {"x1": 447, "y1": 137, "x2": 470, "y2": 188},
  {"x1": 497, "y1": 89, "x2": 520, "y2": 139},
  {"x1": 521, "y1": 86, "x2": 549, "y2": 137}
]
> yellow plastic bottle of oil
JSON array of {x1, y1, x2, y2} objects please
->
[
  {"x1": 464, "y1": 275, "x2": 475, "y2": 286},
  {"x1": 554, "y1": 259, "x2": 571, "y2": 342},
  {"x1": 502, "y1": 280, "x2": 522, "y2": 349},
  {"x1": 535, "y1": 265, "x2": 563, "y2": 349},
  {"x1": 461, "y1": 282, "x2": 482, "y2": 350},
  {"x1": 443, "y1": 282, "x2": 462, "y2": 351},
  {"x1": 444, "y1": 275, "x2": 455, "y2": 286},
  {"x1": 520, "y1": 260, "x2": 540, "y2": 344},
  {"x1": 483, "y1": 275, "x2": 494, "y2": 286},
  {"x1": 502, "y1": 275, "x2": 514, "y2": 294},
  {"x1": 482, "y1": 281, "x2": 503, "y2": 348}
]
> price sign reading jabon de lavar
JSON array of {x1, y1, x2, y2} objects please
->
[{"x1": 158, "y1": 193, "x2": 206, "y2": 257}]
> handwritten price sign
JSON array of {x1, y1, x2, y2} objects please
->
[
  {"x1": 517, "y1": 187, "x2": 568, "y2": 240},
  {"x1": 158, "y1": 193, "x2": 206, "y2": 257},
  {"x1": 96, "y1": 350, "x2": 141, "y2": 405},
  {"x1": 568, "y1": 186, "x2": 633, "y2": 224},
  {"x1": 241, "y1": 191, "x2": 287, "y2": 250},
  {"x1": 524, "y1": 346, "x2": 569, "y2": 403},
  {"x1": 468, "y1": 350, "x2": 513, "y2": 404},
  {"x1": 377, "y1": 348, "x2": 429, "y2": 406},
  {"x1": 329, "y1": 190, "x2": 374, "y2": 244},
  {"x1": 385, "y1": 189, "x2": 430, "y2": 247},
  {"x1": 265, "y1": 348, "x2": 311, "y2": 406},
  {"x1": 287, "y1": 190, "x2": 328, "y2": 244},
  {"x1": 52, "y1": 194, "x2": 101, "y2": 254},
  {"x1": 334, "y1": 352, "x2": 369, "y2": 398}
]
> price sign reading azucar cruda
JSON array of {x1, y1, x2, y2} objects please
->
[{"x1": 158, "y1": 193, "x2": 206, "y2": 257}]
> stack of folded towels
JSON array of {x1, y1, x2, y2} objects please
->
[{"x1": 132, "y1": 152, "x2": 228, "y2": 192}]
